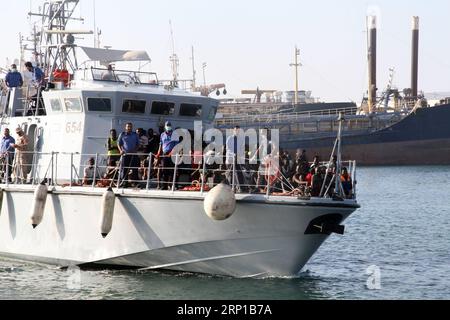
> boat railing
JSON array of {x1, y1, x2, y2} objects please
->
[
  {"x1": 0, "y1": 150, "x2": 357, "y2": 200},
  {"x1": 89, "y1": 67, "x2": 159, "y2": 86},
  {"x1": 215, "y1": 106, "x2": 360, "y2": 127},
  {"x1": 217, "y1": 110, "x2": 406, "y2": 135},
  {"x1": 158, "y1": 79, "x2": 194, "y2": 91}
]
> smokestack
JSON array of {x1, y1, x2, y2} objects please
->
[
  {"x1": 411, "y1": 16, "x2": 420, "y2": 99},
  {"x1": 368, "y1": 16, "x2": 377, "y2": 113}
]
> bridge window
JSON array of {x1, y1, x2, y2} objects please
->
[
  {"x1": 50, "y1": 99, "x2": 62, "y2": 112},
  {"x1": 64, "y1": 98, "x2": 82, "y2": 112},
  {"x1": 151, "y1": 101, "x2": 175, "y2": 115},
  {"x1": 88, "y1": 98, "x2": 112, "y2": 112},
  {"x1": 180, "y1": 103, "x2": 202, "y2": 117},
  {"x1": 122, "y1": 99, "x2": 146, "y2": 114},
  {"x1": 207, "y1": 107, "x2": 217, "y2": 121}
]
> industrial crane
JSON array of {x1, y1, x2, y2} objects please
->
[
  {"x1": 241, "y1": 88, "x2": 278, "y2": 103},
  {"x1": 193, "y1": 83, "x2": 227, "y2": 97}
]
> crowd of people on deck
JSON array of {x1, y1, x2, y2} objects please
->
[
  {"x1": 0, "y1": 120, "x2": 354, "y2": 198},
  {"x1": 0, "y1": 62, "x2": 354, "y2": 198},
  {"x1": 82, "y1": 123, "x2": 354, "y2": 199}
]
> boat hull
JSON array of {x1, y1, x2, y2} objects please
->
[
  {"x1": 284, "y1": 138, "x2": 450, "y2": 166},
  {"x1": 283, "y1": 104, "x2": 450, "y2": 165},
  {"x1": 0, "y1": 187, "x2": 358, "y2": 278}
]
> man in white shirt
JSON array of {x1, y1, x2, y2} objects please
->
[
  {"x1": 101, "y1": 64, "x2": 115, "y2": 81},
  {"x1": 83, "y1": 157, "x2": 100, "y2": 186}
]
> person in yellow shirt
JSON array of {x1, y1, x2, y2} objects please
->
[{"x1": 107, "y1": 129, "x2": 120, "y2": 163}]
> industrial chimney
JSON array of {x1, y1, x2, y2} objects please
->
[
  {"x1": 411, "y1": 16, "x2": 420, "y2": 99},
  {"x1": 367, "y1": 16, "x2": 377, "y2": 114}
]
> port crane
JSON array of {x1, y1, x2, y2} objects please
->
[
  {"x1": 193, "y1": 83, "x2": 227, "y2": 97},
  {"x1": 241, "y1": 88, "x2": 278, "y2": 103}
]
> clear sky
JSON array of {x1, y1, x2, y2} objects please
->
[{"x1": 1, "y1": 0, "x2": 450, "y2": 102}]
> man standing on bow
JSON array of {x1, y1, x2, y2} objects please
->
[
  {"x1": 155, "y1": 121, "x2": 179, "y2": 190},
  {"x1": 118, "y1": 123, "x2": 140, "y2": 187}
]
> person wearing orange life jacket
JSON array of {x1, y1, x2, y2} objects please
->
[{"x1": 340, "y1": 167, "x2": 353, "y2": 198}]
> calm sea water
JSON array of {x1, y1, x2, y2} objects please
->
[{"x1": 0, "y1": 167, "x2": 449, "y2": 300}]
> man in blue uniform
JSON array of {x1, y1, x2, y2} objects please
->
[
  {"x1": 118, "y1": 123, "x2": 140, "y2": 187},
  {"x1": 155, "y1": 122, "x2": 179, "y2": 190},
  {"x1": 0, "y1": 128, "x2": 16, "y2": 183},
  {"x1": 5, "y1": 65, "x2": 23, "y2": 88}
]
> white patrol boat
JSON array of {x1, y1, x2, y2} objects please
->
[{"x1": 0, "y1": 0, "x2": 360, "y2": 278}]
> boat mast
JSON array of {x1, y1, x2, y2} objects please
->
[
  {"x1": 191, "y1": 46, "x2": 196, "y2": 91},
  {"x1": 29, "y1": 0, "x2": 88, "y2": 81},
  {"x1": 169, "y1": 20, "x2": 179, "y2": 87},
  {"x1": 19, "y1": 33, "x2": 25, "y2": 72},
  {"x1": 19, "y1": 24, "x2": 42, "y2": 72},
  {"x1": 93, "y1": 0, "x2": 97, "y2": 48},
  {"x1": 334, "y1": 113, "x2": 344, "y2": 196},
  {"x1": 289, "y1": 47, "x2": 301, "y2": 106}
]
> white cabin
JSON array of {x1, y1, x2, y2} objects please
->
[{"x1": 0, "y1": 66, "x2": 219, "y2": 182}]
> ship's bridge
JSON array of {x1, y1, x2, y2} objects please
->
[
  {"x1": 73, "y1": 67, "x2": 159, "y2": 87},
  {"x1": 64, "y1": 66, "x2": 219, "y2": 132},
  {"x1": 1, "y1": 67, "x2": 220, "y2": 179}
]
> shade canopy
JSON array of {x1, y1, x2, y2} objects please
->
[{"x1": 80, "y1": 47, "x2": 151, "y2": 64}]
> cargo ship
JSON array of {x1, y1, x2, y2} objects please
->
[{"x1": 216, "y1": 16, "x2": 450, "y2": 166}]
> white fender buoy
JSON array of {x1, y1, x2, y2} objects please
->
[
  {"x1": 100, "y1": 188, "x2": 116, "y2": 238},
  {"x1": 204, "y1": 183, "x2": 236, "y2": 221},
  {"x1": 30, "y1": 183, "x2": 48, "y2": 229}
]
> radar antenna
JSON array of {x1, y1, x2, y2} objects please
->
[
  {"x1": 28, "y1": 0, "x2": 92, "y2": 81},
  {"x1": 169, "y1": 20, "x2": 179, "y2": 87}
]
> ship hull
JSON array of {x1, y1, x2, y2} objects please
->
[
  {"x1": 281, "y1": 104, "x2": 450, "y2": 165},
  {"x1": 0, "y1": 186, "x2": 358, "y2": 278},
  {"x1": 284, "y1": 138, "x2": 450, "y2": 166}
]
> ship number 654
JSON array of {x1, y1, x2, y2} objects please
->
[{"x1": 66, "y1": 122, "x2": 82, "y2": 134}]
